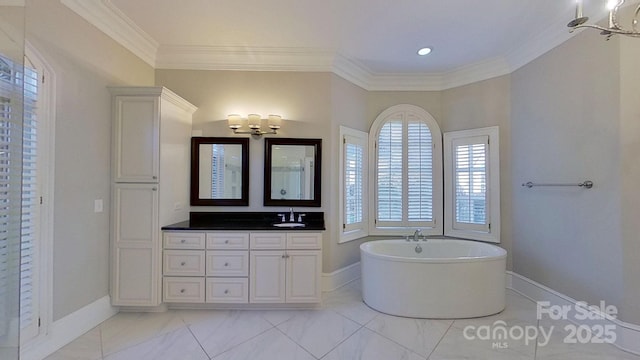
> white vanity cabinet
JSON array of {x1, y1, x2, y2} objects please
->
[
  {"x1": 161, "y1": 231, "x2": 322, "y2": 305},
  {"x1": 162, "y1": 231, "x2": 251, "y2": 304},
  {"x1": 250, "y1": 232, "x2": 322, "y2": 303},
  {"x1": 110, "y1": 87, "x2": 196, "y2": 307}
]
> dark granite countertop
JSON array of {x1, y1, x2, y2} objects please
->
[{"x1": 162, "y1": 211, "x2": 325, "y2": 231}]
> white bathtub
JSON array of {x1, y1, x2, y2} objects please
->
[{"x1": 360, "y1": 239, "x2": 507, "y2": 319}]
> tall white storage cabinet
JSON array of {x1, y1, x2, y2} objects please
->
[{"x1": 109, "y1": 87, "x2": 196, "y2": 307}]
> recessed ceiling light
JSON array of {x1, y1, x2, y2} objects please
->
[{"x1": 417, "y1": 47, "x2": 432, "y2": 56}]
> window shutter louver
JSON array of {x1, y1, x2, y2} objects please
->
[
  {"x1": 407, "y1": 119, "x2": 433, "y2": 223},
  {"x1": 20, "y1": 64, "x2": 38, "y2": 334},
  {"x1": 454, "y1": 141, "x2": 488, "y2": 226},
  {"x1": 0, "y1": 54, "x2": 26, "y2": 339},
  {"x1": 376, "y1": 119, "x2": 403, "y2": 222},
  {"x1": 344, "y1": 141, "x2": 363, "y2": 227}
]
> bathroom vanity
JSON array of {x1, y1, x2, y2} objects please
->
[{"x1": 160, "y1": 212, "x2": 325, "y2": 306}]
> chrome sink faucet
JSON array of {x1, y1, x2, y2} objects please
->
[
  {"x1": 289, "y1": 208, "x2": 295, "y2": 222},
  {"x1": 413, "y1": 229, "x2": 422, "y2": 242}
]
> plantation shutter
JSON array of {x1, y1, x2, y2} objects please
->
[
  {"x1": 407, "y1": 119, "x2": 433, "y2": 222},
  {"x1": 376, "y1": 119, "x2": 403, "y2": 223},
  {"x1": 452, "y1": 136, "x2": 489, "y2": 232},
  {"x1": 20, "y1": 63, "x2": 38, "y2": 338},
  {"x1": 375, "y1": 111, "x2": 436, "y2": 228},
  {"x1": 343, "y1": 137, "x2": 363, "y2": 230},
  {"x1": 0, "y1": 54, "x2": 25, "y2": 339}
]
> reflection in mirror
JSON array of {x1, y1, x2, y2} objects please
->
[
  {"x1": 270, "y1": 145, "x2": 315, "y2": 200},
  {"x1": 264, "y1": 138, "x2": 321, "y2": 207},
  {"x1": 191, "y1": 137, "x2": 249, "y2": 206},
  {"x1": 198, "y1": 143, "x2": 244, "y2": 199}
]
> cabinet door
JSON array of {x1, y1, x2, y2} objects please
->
[
  {"x1": 249, "y1": 251, "x2": 286, "y2": 303},
  {"x1": 286, "y1": 250, "x2": 322, "y2": 303},
  {"x1": 111, "y1": 184, "x2": 160, "y2": 306},
  {"x1": 112, "y1": 95, "x2": 160, "y2": 182}
]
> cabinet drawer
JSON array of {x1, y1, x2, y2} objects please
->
[
  {"x1": 206, "y1": 251, "x2": 249, "y2": 277},
  {"x1": 163, "y1": 250, "x2": 205, "y2": 276},
  {"x1": 286, "y1": 233, "x2": 322, "y2": 249},
  {"x1": 163, "y1": 232, "x2": 205, "y2": 249},
  {"x1": 250, "y1": 232, "x2": 286, "y2": 249},
  {"x1": 206, "y1": 278, "x2": 248, "y2": 303},
  {"x1": 206, "y1": 232, "x2": 249, "y2": 249},
  {"x1": 163, "y1": 277, "x2": 205, "y2": 303}
]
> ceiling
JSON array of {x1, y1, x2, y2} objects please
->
[{"x1": 61, "y1": 0, "x2": 609, "y2": 90}]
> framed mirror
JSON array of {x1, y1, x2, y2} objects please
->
[
  {"x1": 191, "y1": 137, "x2": 249, "y2": 206},
  {"x1": 264, "y1": 138, "x2": 322, "y2": 207}
]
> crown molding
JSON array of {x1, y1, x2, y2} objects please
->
[
  {"x1": 61, "y1": 0, "x2": 578, "y2": 91},
  {"x1": 155, "y1": 45, "x2": 336, "y2": 72},
  {"x1": 60, "y1": 0, "x2": 158, "y2": 66},
  {"x1": 505, "y1": 10, "x2": 577, "y2": 73}
]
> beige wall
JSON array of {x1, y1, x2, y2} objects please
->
[
  {"x1": 26, "y1": 0, "x2": 155, "y2": 320},
  {"x1": 326, "y1": 75, "x2": 369, "y2": 272},
  {"x1": 511, "y1": 30, "x2": 625, "y2": 319},
  {"x1": 619, "y1": 36, "x2": 640, "y2": 324},
  {"x1": 441, "y1": 75, "x2": 513, "y2": 270}
]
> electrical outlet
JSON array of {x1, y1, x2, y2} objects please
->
[{"x1": 94, "y1": 199, "x2": 103, "y2": 213}]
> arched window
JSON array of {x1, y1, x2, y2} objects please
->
[{"x1": 369, "y1": 104, "x2": 442, "y2": 235}]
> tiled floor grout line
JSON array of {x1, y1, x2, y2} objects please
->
[
  {"x1": 359, "y1": 313, "x2": 438, "y2": 359},
  {"x1": 314, "y1": 322, "x2": 366, "y2": 360},
  {"x1": 424, "y1": 320, "x2": 455, "y2": 360},
  {"x1": 184, "y1": 324, "x2": 213, "y2": 360},
  {"x1": 197, "y1": 321, "x2": 276, "y2": 360},
  {"x1": 272, "y1": 322, "x2": 326, "y2": 359}
]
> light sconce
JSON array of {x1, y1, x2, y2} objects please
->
[
  {"x1": 568, "y1": 0, "x2": 640, "y2": 39},
  {"x1": 228, "y1": 114, "x2": 282, "y2": 136}
]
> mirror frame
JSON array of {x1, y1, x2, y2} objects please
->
[
  {"x1": 190, "y1": 137, "x2": 249, "y2": 206},
  {"x1": 264, "y1": 138, "x2": 322, "y2": 207}
]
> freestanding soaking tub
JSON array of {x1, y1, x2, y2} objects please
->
[{"x1": 360, "y1": 239, "x2": 507, "y2": 319}]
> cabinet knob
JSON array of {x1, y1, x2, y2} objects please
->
[
  {"x1": 180, "y1": 261, "x2": 186, "y2": 266},
  {"x1": 224, "y1": 289, "x2": 229, "y2": 294},
  {"x1": 224, "y1": 262, "x2": 229, "y2": 267},
  {"x1": 152, "y1": 176, "x2": 157, "y2": 180},
  {"x1": 180, "y1": 289, "x2": 185, "y2": 293},
  {"x1": 224, "y1": 240, "x2": 229, "y2": 244},
  {"x1": 152, "y1": 187, "x2": 157, "y2": 191},
  {"x1": 180, "y1": 239, "x2": 186, "y2": 243}
]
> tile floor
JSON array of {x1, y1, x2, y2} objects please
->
[{"x1": 45, "y1": 280, "x2": 640, "y2": 360}]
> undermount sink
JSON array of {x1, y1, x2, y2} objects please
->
[{"x1": 273, "y1": 223, "x2": 306, "y2": 228}]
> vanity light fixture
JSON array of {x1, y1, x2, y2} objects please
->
[
  {"x1": 568, "y1": 0, "x2": 640, "y2": 39},
  {"x1": 228, "y1": 114, "x2": 282, "y2": 136}
]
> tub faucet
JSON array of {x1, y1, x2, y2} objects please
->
[{"x1": 413, "y1": 229, "x2": 422, "y2": 242}]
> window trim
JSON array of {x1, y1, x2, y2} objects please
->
[
  {"x1": 368, "y1": 104, "x2": 443, "y2": 236},
  {"x1": 21, "y1": 43, "x2": 56, "y2": 346},
  {"x1": 444, "y1": 126, "x2": 500, "y2": 243},
  {"x1": 338, "y1": 126, "x2": 368, "y2": 243}
]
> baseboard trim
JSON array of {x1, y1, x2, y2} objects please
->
[
  {"x1": 322, "y1": 261, "x2": 361, "y2": 292},
  {"x1": 20, "y1": 295, "x2": 118, "y2": 360},
  {"x1": 507, "y1": 271, "x2": 640, "y2": 356}
]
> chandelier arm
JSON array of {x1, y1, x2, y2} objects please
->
[{"x1": 572, "y1": 23, "x2": 640, "y2": 37}]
